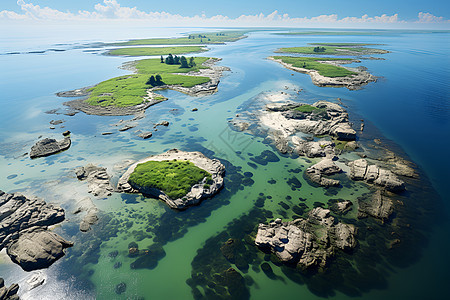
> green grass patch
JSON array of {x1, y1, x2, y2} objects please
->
[
  {"x1": 310, "y1": 43, "x2": 379, "y2": 47},
  {"x1": 273, "y1": 31, "x2": 384, "y2": 36},
  {"x1": 294, "y1": 104, "x2": 319, "y2": 113},
  {"x1": 272, "y1": 56, "x2": 357, "y2": 78},
  {"x1": 85, "y1": 57, "x2": 212, "y2": 107},
  {"x1": 107, "y1": 46, "x2": 207, "y2": 56},
  {"x1": 128, "y1": 160, "x2": 212, "y2": 199},
  {"x1": 114, "y1": 31, "x2": 247, "y2": 46}
]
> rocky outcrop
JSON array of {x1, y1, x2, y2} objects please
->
[
  {"x1": 293, "y1": 138, "x2": 335, "y2": 158},
  {"x1": 0, "y1": 190, "x2": 72, "y2": 271},
  {"x1": 73, "y1": 197, "x2": 99, "y2": 232},
  {"x1": 305, "y1": 159, "x2": 341, "y2": 187},
  {"x1": 263, "y1": 101, "x2": 356, "y2": 142},
  {"x1": 255, "y1": 207, "x2": 356, "y2": 269},
  {"x1": 30, "y1": 135, "x2": 71, "y2": 158},
  {"x1": 358, "y1": 189, "x2": 394, "y2": 222},
  {"x1": 75, "y1": 164, "x2": 113, "y2": 197},
  {"x1": 169, "y1": 58, "x2": 230, "y2": 96},
  {"x1": 0, "y1": 278, "x2": 19, "y2": 300},
  {"x1": 348, "y1": 159, "x2": 405, "y2": 192},
  {"x1": 117, "y1": 149, "x2": 225, "y2": 209}
]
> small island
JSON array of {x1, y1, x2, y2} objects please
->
[
  {"x1": 269, "y1": 43, "x2": 388, "y2": 90},
  {"x1": 117, "y1": 149, "x2": 225, "y2": 209},
  {"x1": 60, "y1": 55, "x2": 229, "y2": 115}
]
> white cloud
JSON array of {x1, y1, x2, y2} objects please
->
[
  {"x1": 417, "y1": 12, "x2": 447, "y2": 23},
  {"x1": 0, "y1": 0, "x2": 448, "y2": 28}
]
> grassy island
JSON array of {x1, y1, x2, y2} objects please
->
[
  {"x1": 107, "y1": 46, "x2": 207, "y2": 56},
  {"x1": 85, "y1": 56, "x2": 211, "y2": 107},
  {"x1": 271, "y1": 56, "x2": 357, "y2": 78},
  {"x1": 113, "y1": 31, "x2": 247, "y2": 46},
  {"x1": 276, "y1": 45, "x2": 388, "y2": 55},
  {"x1": 128, "y1": 160, "x2": 212, "y2": 199}
]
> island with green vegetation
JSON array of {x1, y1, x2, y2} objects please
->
[
  {"x1": 117, "y1": 149, "x2": 225, "y2": 209},
  {"x1": 106, "y1": 46, "x2": 207, "y2": 57},
  {"x1": 269, "y1": 43, "x2": 390, "y2": 89},
  {"x1": 112, "y1": 31, "x2": 247, "y2": 46},
  {"x1": 60, "y1": 53, "x2": 229, "y2": 115}
]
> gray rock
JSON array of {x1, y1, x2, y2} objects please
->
[
  {"x1": 75, "y1": 164, "x2": 113, "y2": 197},
  {"x1": 30, "y1": 136, "x2": 71, "y2": 158},
  {"x1": 0, "y1": 191, "x2": 72, "y2": 271},
  {"x1": 305, "y1": 159, "x2": 341, "y2": 187},
  {"x1": 137, "y1": 132, "x2": 152, "y2": 139},
  {"x1": 348, "y1": 159, "x2": 405, "y2": 192},
  {"x1": 358, "y1": 189, "x2": 394, "y2": 221}
]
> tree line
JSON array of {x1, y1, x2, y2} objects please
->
[{"x1": 161, "y1": 54, "x2": 196, "y2": 68}]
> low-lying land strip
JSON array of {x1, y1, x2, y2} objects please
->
[
  {"x1": 276, "y1": 44, "x2": 389, "y2": 56},
  {"x1": 107, "y1": 46, "x2": 207, "y2": 56},
  {"x1": 112, "y1": 31, "x2": 247, "y2": 46}
]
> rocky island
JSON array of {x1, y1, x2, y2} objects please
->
[
  {"x1": 0, "y1": 190, "x2": 72, "y2": 271},
  {"x1": 117, "y1": 149, "x2": 225, "y2": 209},
  {"x1": 30, "y1": 133, "x2": 71, "y2": 158}
]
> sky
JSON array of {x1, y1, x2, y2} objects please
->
[{"x1": 0, "y1": 0, "x2": 449, "y2": 29}]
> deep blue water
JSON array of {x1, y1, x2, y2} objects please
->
[{"x1": 0, "y1": 28, "x2": 449, "y2": 299}]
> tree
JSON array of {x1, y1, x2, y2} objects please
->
[
  {"x1": 155, "y1": 74, "x2": 163, "y2": 85},
  {"x1": 174, "y1": 55, "x2": 180, "y2": 65},
  {"x1": 160, "y1": 55, "x2": 164, "y2": 63},
  {"x1": 189, "y1": 57, "x2": 196, "y2": 67},
  {"x1": 313, "y1": 46, "x2": 326, "y2": 53},
  {"x1": 146, "y1": 75, "x2": 156, "y2": 86},
  {"x1": 180, "y1": 56, "x2": 189, "y2": 68},
  {"x1": 165, "y1": 54, "x2": 174, "y2": 65}
]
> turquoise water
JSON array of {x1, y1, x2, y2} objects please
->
[{"x1": 0, "y1": 29, "x2": 449, "y2": 299}]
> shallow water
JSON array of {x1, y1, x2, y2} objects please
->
[{"x1": 0, "y1": 29, "x2": 449, "y2": 300}]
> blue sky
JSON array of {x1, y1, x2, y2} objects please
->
[{"x1": 1, "y1": 0, "x2": 449, "y2": 28}]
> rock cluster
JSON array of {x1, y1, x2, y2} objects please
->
[
  {"x1": 117, "y1": 149, "x2": 225, "y2": 209},
  {"x1": 266, "y1": 101, "x2": 356, "y2": 141},
  {"x1": 30, "y1": 135, "x2": 71, "y2": 158},
  {"x1": 255, "y1": 207, "x2": 356, "y2": 269},
  {"x1": 0, "y1": 190, "x2": 72, "y2": 271},
  {"x1": 0, "y1": 278, "x2": 19, "y2": 300},
  {"x1": 348, "y1": 159, "x2": 405, "y2": 192},
  {"x1": 75, "y1": 164, "x2": 113, "y2": 197},
  {"x1": 293, "y1": 138, "x2": 335, "y2": 158}
]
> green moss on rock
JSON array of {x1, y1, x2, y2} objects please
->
[{"x1": 128, "y1": 160, "x2": 212, "y2": 199}]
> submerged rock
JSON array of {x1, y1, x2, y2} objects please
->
[
  {"x1": 75, "y1": 164, "x2": 114, "y2": 197},
  {"x1": 358, "y1": 189, "x2": 394, "y2": 222},
  {"x1": 0, "y1": 190, "x2": 72, "y2": 271},
  {"x1": 117, "y1": 149, "x2": 225, "y2": 210},
  {"x1": 73, "y1": 197, "x2": 99, "y2": 232},
  {"x1": 30, "y1": 136, "x2": 71, "y2": 158}
]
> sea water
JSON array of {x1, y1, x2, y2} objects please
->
[{"x1": 0, "y1": 28, "x2": 449, "y2": 300}]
